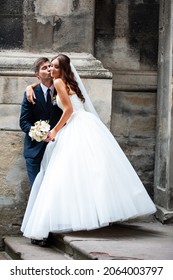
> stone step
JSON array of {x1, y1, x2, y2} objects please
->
[
  {"x1": 0, "y1": 251, "x2": 12, "y2": 260},
  {"x1": 3, "y1": 236, "x2": 71, "y2": 260},
  {"x1": 50, "y1": 233, "x2": 94, "y2": 260}
]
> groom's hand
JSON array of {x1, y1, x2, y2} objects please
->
[{"x1": 26, "y1": 85, "x2": 37, "y2": 104}]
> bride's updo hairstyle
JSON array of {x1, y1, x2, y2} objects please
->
[{"x1": 51, "y1": 54, "x2": 85, "y2": 103}]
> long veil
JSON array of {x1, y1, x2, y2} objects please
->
[{"x1": 70, "y1": 63, "x2": 99, "y2": 118}]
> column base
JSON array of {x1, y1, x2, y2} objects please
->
[{"x1": 155, "y1": 205, "x2": 173, "y2": 223}]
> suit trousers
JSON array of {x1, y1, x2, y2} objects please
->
[{"x1": 25, "y1": 144, "x2": 47, "y2": 187}]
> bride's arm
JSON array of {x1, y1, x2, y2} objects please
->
[
  {"x1": 46, "y1": 79, "x2": 73, "y2": 141},
  {"x1": 26, "y1": 82, "x2": 39, "y2": 104}
]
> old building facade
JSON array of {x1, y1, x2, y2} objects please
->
[{"x1": 0, "y1": 0, "x2": 172, "y2": 248}]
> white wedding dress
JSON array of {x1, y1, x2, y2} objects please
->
[{"x1": 21, "y1": 94, "x2": 156, "y2": 239}]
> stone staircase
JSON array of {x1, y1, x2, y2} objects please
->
[
  {"x1": 0, "y1": 250, "x2": 12, "y2": 260},
  {"x1": 0, "y1": 232, "x2": 93, "y2": 260},
  {"x1": 1, "y1": 235, "x2": 71, "y2": 260},
  {"x1": 1, "y1": 222, "x2": 173, "y2": 260}
]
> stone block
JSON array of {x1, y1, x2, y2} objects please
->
[
  {"x1": 0, "y1": 76, "x2": 35, "y2": 104},
  {"x1": 82, "y1": 78, "x2": 112, "y2": 127},
  {"x1": 113, "y1": 71, "x2": 157, "y2": 91},
  {"x1": 0, "y1": 130, "x2": 29, "y2": 203},
  {"x1": 0, "y1": 105, "x2": 21, "y2": 130},
  {"x1": 0, "y1": 17, "x2": 23, "y2": 48},
  {"x1": 129, "y1": 116, "x2": 156, "y2": 138}
]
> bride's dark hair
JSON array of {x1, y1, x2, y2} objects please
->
[{"x1": 51, "y1": 54, "x2": 85, "y2": 102}]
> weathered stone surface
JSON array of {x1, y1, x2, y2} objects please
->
[
  {"x1": 0, "y1": 105, "x2": 21, "y2": 130},
  {"x1": 154, "y1": 0, "x2": 173, "y2": 221},
  {"x1": 82, "y1": 78, "x2": 112, "y2": 127},
  {"x1": 95, "y1": 0, "x2": 159, "y2": 71},
  {"x1": 0, "y1": 131, "x2": 29, "y2": 198},
  {"x1": 113, "y1": 71, "x2": 157, "y2": 91},
  {"x1": 0, "y1": 131, "x2": 29, "y2": 249},
  {"x1": 22, "y1": 0, "x2": 95, "y2": 53},
  {"x1": 111, "y1": 90, "x2": 156, "y2": 197},
  {"x1": 0, "y1": 0, "x2": 23, "y2": 49},
  {"x1": 0, "y1": 76, "x2": 34, "y2": 104}
]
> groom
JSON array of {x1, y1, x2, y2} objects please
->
[{"x1": 20, "y1": 57, "x2": 62, "y2": 188}]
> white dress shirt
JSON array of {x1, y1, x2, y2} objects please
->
[{"x1": 40, "y1": 83, "x2": 54, "y2": 102}]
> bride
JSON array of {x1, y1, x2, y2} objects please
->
[{"x1": 21, "y1": 54, "x2": 156, "y2": 245}]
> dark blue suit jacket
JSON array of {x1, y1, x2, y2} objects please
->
[{"x1": 20, "y1": 84, "x2": 62, "y2": 159}]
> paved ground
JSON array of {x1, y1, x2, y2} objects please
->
[
  {"x1": 2, "y1": 220, "x2": 173, "y2": 260},
  {"x1": 55, "y1": 221, "x2": 173, "y2": 260}
]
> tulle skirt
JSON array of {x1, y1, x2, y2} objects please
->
[{"x1": 21, "y1": 111, "x2": 156, "y2": 239}]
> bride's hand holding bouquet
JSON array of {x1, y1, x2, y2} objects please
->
[{"x1": 45, "y1": 128, "x2": 57, "y2": 142}]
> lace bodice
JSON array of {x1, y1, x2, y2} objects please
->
[{"x1": 56, "y1": 94, "x2": 85, "y2": 112}]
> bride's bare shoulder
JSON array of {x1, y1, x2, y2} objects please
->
[
  {"x1": 54, "y1": 78, "x2": 64, "y2": 86},
  {"x1": 54, "y1": 78, "x2": 66, "y2": 91}
]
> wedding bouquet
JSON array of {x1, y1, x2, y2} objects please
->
[{"x1": 29, "y1": 120, "x2": 50, "y2": 142}]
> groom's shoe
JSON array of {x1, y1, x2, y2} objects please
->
[
  {"x1": 38, "y1": 238, "x2": 48, "y2": 247},
  {"x1": 31, "y1": 239, "x2": 40, "y2": 245}
]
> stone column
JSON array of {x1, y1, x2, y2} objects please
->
[{"x1": 154, "y1": 0, "x2": 173, "y2": 222}]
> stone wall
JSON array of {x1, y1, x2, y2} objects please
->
[
  {"x1": 23, "y1": 0, "x2": 95, "y2": 53},
  {"x1": 110, "y1": 69, "x2": 157, "y2": 197},
  {"x1": 0, "y1": 0, "x2": 24, "y2": 49},
  {"x1": 111, "y1": 90, "x2": 156, "y2": 196},
  {"x1": 95, "y1": 0, "x2": 159, "y2": 71},
  {"x1": 0, "y1": 131, "x2": 29, "y2": 249},
  {"x1": 95, "y1": 0, "x2": 159, "y2": 197}
]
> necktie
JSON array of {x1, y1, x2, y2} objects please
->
[{"x1": 47, "y1": 88, "x2": 51, "y2": 116}]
